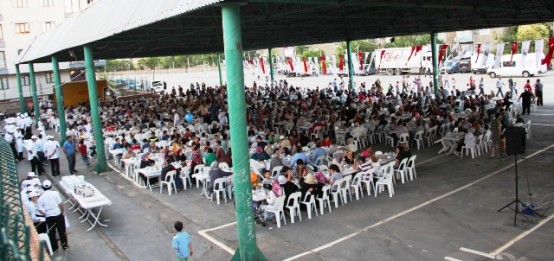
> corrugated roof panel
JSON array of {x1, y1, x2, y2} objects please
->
[{"x1": 17, "y1": 0, "x2": 223, "y2": 63}]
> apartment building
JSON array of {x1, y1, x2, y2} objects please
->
[{"x1": 0, "y1": 0, "x2": 93, "y2": 100}]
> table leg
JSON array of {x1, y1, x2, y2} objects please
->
[{"x1": 86, "y1": 207, "x2": 109, "y2": 232}]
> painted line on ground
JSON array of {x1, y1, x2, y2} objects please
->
[
  {"x1": 197, "y1": 222, "x2": 237, "y2": 255},
  {"x1": 444, "y1": 257, "x2": 463, "y2": 261},
  {"x1": 490, "y1": 213, "x2": 554, "y2": 257},
  {"x1": 459, "y1": 247, "x2": 496, "y2": 259},
  {"x1": 531, "y1": 123, "x2": 554, "y2": 127},
  {"x1": 531, "y1": 113, "x2": 554, "y2": 116},
  {"x1": 283, "y1": 143, "x2": 554, "y2": 261},
  {"x1": 107, "y1": 162, "x2": 145, "y2": 189}
]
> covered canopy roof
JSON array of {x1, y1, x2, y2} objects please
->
[{"x1": 17, "y1": 0, "x2": 554, "y2": 64}]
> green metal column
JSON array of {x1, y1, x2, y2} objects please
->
[
  {"x1": 15, "y1": 65, "x2": 25, "y2": 113},
  {"x1": 51, "y1": 56, "x2": 68, "y2": 143},
  {"x1": 431, "y1": 32, "x2": 439, "y2": 95},
  {"x1": 217, "y1": 53, "x2": 223, "y2": 87},
  {"x1": 83, "y1": 45, "x2": 109, "y2": 173},
  {"x1": 346, "y1": 40, "x2": 354, "y2": 90},
  {"x1": 28, "y1": 63, "x2": 40, "y2": 126},
  {"x1": 268, "y1": 48, "x2": 274, "y2": 84},
  {"x1": 221, "y1": 3, "x2": 266, "y2": 261}
]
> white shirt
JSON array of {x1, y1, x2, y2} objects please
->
[
  {"x1": 26, "y1": 200, "x2": 45, "y2": 223},
  {"x1": 38, "y1": 190, "x2": 63, "y2": 217},
  {"x1": 26, "y1": 141, "x2": 37, "y2": 161},
  {"x1": 44, "y1": 140, "x2": 61, "y2": 159}
]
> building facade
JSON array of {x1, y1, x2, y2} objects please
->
[{"x1": 0, "y1": 0, "x2": 93, "y2": 100}]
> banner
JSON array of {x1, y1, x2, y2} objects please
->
[
  {"x1": 480, "y1": 43, "x2": 491, "y2": 66},
  {"x1": 509, "y1": 41, "x2": 518, "y2": 64},
  {"x1": 494, "y1": 43, "x2": 505, "y2": 68},
  {"x1": 541, "y1": 38, "x2": 554, "y2": 66},
  {"x1": 535, "y1": 39, "x2": 544, "y2": 69},
  {"x1": 358, "y1": 52, "x2": 364, "y2": 70},
  {"x1": 287, "y1": 57, "x2": 294, "y2": 71},
  {"x1": 320, "y1": 56, "x2": 326, "y2": 75},
  {"x1": 520, "y1": 41, "x2": 530, "y2": 69},
  {"x1": 475, "y1": 44, "x2": 481, "y2": 63},
  {"x1": 259, "y1": 57, "x2": 265, "y2": 74},
  {"x1": 437, "y1": 44, "x2": 449, "y2": 65},
  {"x1": 378, "y1": 49, "x2": 386, "y2": 70},
  {"x1": 339, "y1": 55, "x2": 344, "y2": 71},
  {"x1": 303, "y1": 57, "x2": 308, "y2": 73}
]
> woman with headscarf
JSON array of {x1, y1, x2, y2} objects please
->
[
  {"x1": 251, "y1": 146, "x2": 270, "y2": 161},
  {"x1": 262, "y1": 180, "x2": 283, "y2": 224}
]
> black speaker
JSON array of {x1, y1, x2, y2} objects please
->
[{"x1": 505, "y1": 126, "x2": 526, "y2": 155}]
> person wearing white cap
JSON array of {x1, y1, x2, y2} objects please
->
[
  {"x1": 26, "y1": 190, "x2": 46, "y2": 234},
  {"x1": 14, "y1": 126, "x2": 25, "y2": 161},
  {"x1": 3, "y1": 121, "x2": 19, "y2": 160},
  {"x1": 27, "y1": 136, "x2": 45, "y2": 175},
  {"x1": 20, "y1": 183, "x2": 36, "y2": 205},
  {"x1": 23, "y1": 114, "x2": 33, "y2": 139},
  {"x1": 25, "y1": 172, "x2": 42, "y2": 188},
  {"x1": 44, "y1": 135, "x2": 61, "y2": 176},
  {"x1": 38, "y1": 180, "x2": 68, "y2": 251}
]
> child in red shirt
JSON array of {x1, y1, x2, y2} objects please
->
[{"x1": 78, "y1": 139, "x2": 90, "y2": 167}]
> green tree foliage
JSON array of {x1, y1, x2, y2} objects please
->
[
  {"x1": 516, "y1": 24, "x2": 550, "y2": 41},
  {"x1": 335, "y1": 40, "x2": 378, "y2": 56},
  {"x1": 105, "y1": 59, "x2": 132, "y2": 71},
  {"x1": 384, "y1": 34, "x2": 432, "y2": 48}
]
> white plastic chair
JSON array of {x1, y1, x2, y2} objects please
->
[
  {"x1": 525, "y1": 120, "x2": 531, "y2": 139},
  {"x1": 412, "y1": 130, "x2": 425, "y2": 150},
  {"x1": 394, "y1": 157, "x2": 409, "y2": 184},
  {"x1": 360, "y1": 169, "x2": 376, "y2": 196},
  {"x1": 375, "y1": 163, "x2": 395, "y2": 197},
  {"x1": 285, "y1": 191, "x2": 302, "y2": 223},
  {"x1": 316, "y1": 185, "x2": 332, "y2": 215},
  {"x1": 272, "y1": 166, "x2": 283, "y2": 177},
  {"x1": 300, "y1": 191, "x2": 318, "y2": 219},
  {"x1": 193, "y1": 164, "x2": 206, "y2": 188},
  {"x1": 160, "y1": 170, "x2": 177, "y2": 195},
  {"x1": 406, "y1": 155, "x2": 417, "y2": 181},
  {"x1": 398, "y1": 133, "x2": 410, "y2": 149},
  {"x1": 330, "y1": 179, "x2": 345, "y2": 208},
  {"x1": 341, "y1": 175, "x2": 353, "y2": 203},
  {"x1": 213, "y1": 177, "x2": 228, "y2": 204},
  {"x1": 180, "y1": 166, "x2": 192, "y2": 190},
  {"x1": 350, "y1": 172, "x2": 364, "y2": 200},
  {"x1": 38, "y1": 233, "x2": 53, "y2": 256},
  {"x1": 264, "y1": 195, "x2": 287, "y2": 228}
]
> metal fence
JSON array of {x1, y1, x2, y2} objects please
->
[{"x1": 0, "y1": 138, "x2": 44, "y2": 260}]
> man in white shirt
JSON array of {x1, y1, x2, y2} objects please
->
[
  {"x1": 38, "y1": 180, "x2": 68, "y2": 251},
  {"x1": 44, "y1": 135, "x2": 61, "y2": 176},
  {"x1": 173, "y1": 110, "x2": 180, "y2": 127},
  {"x1": 26, "y1": 190, "x2": 47, "y2": 234},
  {"x1": 27, "y1": 136, "x2": 45, "y2": 175}
]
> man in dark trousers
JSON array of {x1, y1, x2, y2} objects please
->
[
  {"x1": 534, "y1": 79, "x2": 543, "y2": 106},
  {"x1": 519, "y1": 87, "x2": 533, "y2": 115}
]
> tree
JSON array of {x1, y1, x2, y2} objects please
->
[
  {"x1": 516, "y1": 24, "x2": 550, "y2": 41},
  {"x1": 384, "y1": 34, "x2": 433, "y2": 48},
  {"x1": 335, "y1": 40, "x2": 378, "y2": 56}
]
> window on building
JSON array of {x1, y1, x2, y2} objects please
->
[
  {"x1": 13, "y1": 0, "x2": 28, "y2": 8},
  {"x1": 0, "y1": 51, "x2": 6, "y2": 70},
  {"x1": 479, "y1": 28, "x2": 491, "y2": 35},
  {"x1": 0, "y1": 77, "x2": 8, "y2": 90},
  {"x1": 45, "y1": 72, "x2": 54, "y2": 83},
  {"x1": 42, "y1": 21, "x2": 54, "y2": 32},
  {"x1": 0, "y1": 25, "x2": 4, "y2": 43},
  {"x1": 21, "y1": 75, "x2": 30, "y2": 86},
  {"x1": 39, "y1": 0, "x2": 53, "y2": 7},
  {"x1": 15, "y1": 23, "x2": 31, "y2": 34},
  {"x1": 64, "y1": 0, "x2": 81, "y2": 14}
]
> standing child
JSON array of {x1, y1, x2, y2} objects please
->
[
  {"x1": 172, "y1": 221, "x2": 193, "y2": 261},
  {"x1": 78, "y1": 139, "x2": 90, "y2": 167}
]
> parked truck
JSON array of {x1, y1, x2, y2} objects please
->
[
  {"x1": 375, "y1": 47, "x2": 432, "y2": 75},
  {"x1": 55, "y1": 80, "x2": 108, "y2": 107}
]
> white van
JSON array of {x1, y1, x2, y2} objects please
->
[{"x1": 488, "y1": 54, "x2": 538, "y2": 78}]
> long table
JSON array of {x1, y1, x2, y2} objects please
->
[{"x1": 60, "y1": 176, "x2": 112, "y2": 231}]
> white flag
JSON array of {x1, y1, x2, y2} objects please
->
[
  {"x1": 494, "y1": 43, "x2": 505, "y2": 68},
  {"x1": 480, "y1": 43, "x2": 491, "y2": 66},
  {"x1": 535, "y1": 39, "x2": 544, "y2": 70},
  {"x1": 521, "y1": 41, "x2": 530, "y2": 69}
]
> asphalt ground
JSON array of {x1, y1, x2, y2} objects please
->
[{"x1": 12, "y1": 71, "x2": 554, "y2": 261}]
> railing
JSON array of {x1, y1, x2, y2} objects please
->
[{"x1": 0, "y1": 139, "x2": 46, "y2": 260}]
